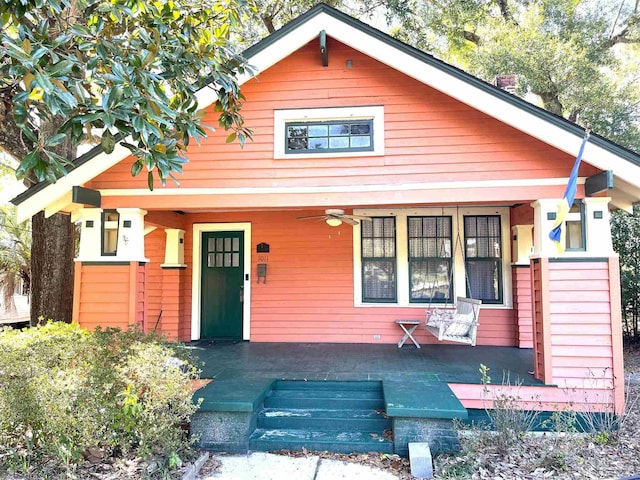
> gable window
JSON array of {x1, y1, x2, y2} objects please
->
[
  {"x1": 286, "y1": 120, "x2": 373, "y2": 153},
  {"x1": 464, "y1": 215, "x2": 502, "y2": 304},
  {"x1": 362, "y1": 217, "x2": 396, "y2": 302},
  {"x1": 408, "y1": 216, "x2": 452, "y2": 303},
  {"x1": 565, "y1": 201, "x2": 585, "y2": 251},
  {"x1": 274, "y1": 106, "x2": 384, "y2": 159}
]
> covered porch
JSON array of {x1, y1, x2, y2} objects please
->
[{"x1": 188, "y1": 342, "x2": 540, "y2": 455}]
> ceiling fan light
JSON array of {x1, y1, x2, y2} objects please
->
[{"x1": 326, "y1": 217, "x2": 342, "y2": 227}]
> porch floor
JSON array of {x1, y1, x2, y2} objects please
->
[{"x1": 188, "y1": 342, "x2": 540, "y2": 386}]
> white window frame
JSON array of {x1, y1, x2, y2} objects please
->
[
  {"x1": 274, "y1": 106, "x2": 385, "y2": 159},
  {"x1": 352, "y1": 207, "x2": 513, "y2": 308}
]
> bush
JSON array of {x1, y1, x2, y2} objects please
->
[{"x1": 0, "y1": 322, "x2": 200, "y2": 477}]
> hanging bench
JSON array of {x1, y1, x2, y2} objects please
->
[{"x1": 425, "y1": 297, "x2": 482, "y2": 346}]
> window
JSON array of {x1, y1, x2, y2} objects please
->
[
  {"x1": 362, "y1": 217, "x2": 396, "y2": 302},
  {"x1": 101, "y1": 210, "x2": 119, "y2": 256},
  {"x1": 286, "y1": 120, "x2": 373, "y2": 153},
  {"x1": 408, "y1": 216, "x2": 452, "y2": 303},
  {"x1": 353, "y1": 208, "x2": 511, "y2": 308},
  {"x1": 273, "y1": 106, "x2": 384, "y2": 159},
  {"x1": 565, "y1": 201, "x2": 585, "y2": 251},
  {"x1": 464, "y1": 215, "x2": 502, "y2": 304}
]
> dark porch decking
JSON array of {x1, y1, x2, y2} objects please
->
[
  {"x1": 188, "y1": 343, "x2": 540, "y2": 455},
  {"x1": 189, "y1": 342, "x2": 539, "y2": 386}
]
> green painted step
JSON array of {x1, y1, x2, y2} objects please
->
[
  {"x1": 258, "y1": 408, "x2": 391, "y2": 431},
  {"x1": 275, "y1": 380, "x2": 383, "y2": 392},
  {"x1": 249, "y1": 428, "x2": 393, "y2": 454},
  {"x1": 265, "y1": 389, "x2": 385, "y2": 410}
]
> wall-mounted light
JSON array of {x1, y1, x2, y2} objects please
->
[{"x1": 326, "y1": 218, "x2": 342, "y2": 227}]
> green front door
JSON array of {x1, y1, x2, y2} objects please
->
[{"x1": 200, "y1": 231, "x2": 244, "y2": 340}]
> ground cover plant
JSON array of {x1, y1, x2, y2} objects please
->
[{"x1": 0, "y1": 322, "x2": 200, "y2": 479}]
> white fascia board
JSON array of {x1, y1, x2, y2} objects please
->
[
  {"x1": 16, "y1": 141, "x2": 132, "y2": 223},
  {"x1": 314, "y1": 14, "x2": 640, "y2": 189}
]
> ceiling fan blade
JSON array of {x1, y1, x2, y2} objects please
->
[
  {"x1": 296, "y1": 215, "x2": 327, "y2": 220},
  {"x1": 340, "y1": 216, "x2": 359, "y2": 225},
  {"x1": 344, "y1": 214, "x2": 372, "y2": 221}
]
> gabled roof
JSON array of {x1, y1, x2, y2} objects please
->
[{"x1": 11, "y1": 3, "x2": 640, "y2": 221}]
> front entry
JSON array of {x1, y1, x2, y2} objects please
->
[{"x1": 200, "y1": 231, "x2": 244, "y2": 340}]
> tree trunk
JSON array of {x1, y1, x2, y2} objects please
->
[{"x1": 30, "y1": 211, "x2": 75, "y2": 324}]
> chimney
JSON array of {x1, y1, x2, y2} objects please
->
[{"x1": 495, "y1": 74, "x2": 516, "y2": 94}]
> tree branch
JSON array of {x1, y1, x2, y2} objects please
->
[{"x1": 463, "y1": 30, "x2": 482, "y2": 45}]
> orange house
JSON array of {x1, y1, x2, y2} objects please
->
[{"x1": 12, "y1": 5, "x2": 640, "y2": 420}]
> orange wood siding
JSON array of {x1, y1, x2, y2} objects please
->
[
  {"x1": 73, "y1": 262, "x2": 139, "y2": 331},
  {"x1": 144, "y1": 229, "x2": 165, "y2": 333},
  {"x1": 513, "y1": 266, "x2": 533, "y2": 348},
  {"x1": 184, "y1": 211, "x2": 517, "y2": 346},
  {"x1": 88, "y1": 38, "x2": 598, "y2": 207},
  {"x1": 547, "y1": 261, "x2": 618, "y2": 396},
  {"x1": 487, "y1": 257, "x2": 623, "y2": 414},
  {"x1": 135, "y1": 263, "x2": 146, "y2": 329}
]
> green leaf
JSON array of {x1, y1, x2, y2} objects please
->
[
  {"x1": 225, "y1": 132, "x2": 236, "y2": 143},
  {"x1": 147, "y1": 171, "x2": 154, "y2": 191},
  {"x1": 44, "y1": 133, "x2": 67, "y2": 147},
  {"x1": 131, "y1": 161, "x2": 143, "y2": 177},
  {"x1": 16, "y1": 151, "x2": 40, "y2": 178},
  {"x1": 101, "y1": 129, "x2": 116, "y2": 154}
]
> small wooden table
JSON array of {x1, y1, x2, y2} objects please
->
[{"x1": 396, "y1": 319, "x2": 421, "y2": 348}]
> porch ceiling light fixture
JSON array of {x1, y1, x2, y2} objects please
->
[{"x1": 326, "y1": 217, "x2": 342, "y2": 227}]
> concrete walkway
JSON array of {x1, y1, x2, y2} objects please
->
[{"x1": 200, "y1": 452, "x2": 401, "y2": 480}]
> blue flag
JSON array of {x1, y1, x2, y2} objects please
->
[{"x1": 549, "y1": 133, "x2": 590, "y2": 252}]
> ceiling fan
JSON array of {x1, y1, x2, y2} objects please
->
[{"x1": 296, "y1": 209, "x2": 371, "y2": 227}]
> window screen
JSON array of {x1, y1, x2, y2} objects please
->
[
  {"x1": 361, "y1": 217, "x2": 396, "y2": 302},
  {"x1": 464, "y1": 215, "x2": 502, "y2": 303},
  {"x1": 408, "y1": 216, "x2": 452, "y2": 303}
]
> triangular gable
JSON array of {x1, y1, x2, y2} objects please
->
[{"x1": 12, "y1": 3, "x2": 640, "y2": 221}]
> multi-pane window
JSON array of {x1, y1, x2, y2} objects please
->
[
  {"x1": 565, "y1": 201, "x2": 585, "y2": 251},
  {"x1": 408, "y1": 216, "x2": 452, "y2": 303},
  {"x1": 362, "y1": 217, "x2": 396, "y2": 302},
  {"x1": 464, "y1": 215, "x2": 502, "y2": 304},
  {"x1": 207, "y1": 236, "x2": 241, "y2": 268},
  {"x1": 286, "y1": 120, "x2": 373, "y2": 153},
  {"x1": 101, "y1": 210, "x2": 119, "y2": 256}
]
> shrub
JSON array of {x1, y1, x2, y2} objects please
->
[{"x1": 0, "y1": 322, "x2": 200, "y2": 477}]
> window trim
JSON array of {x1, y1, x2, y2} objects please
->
[
  {"x1": 352, "y1": 207, "x2": 513, "y2": 309},
  {"x1": 274, "y1": 106, "x2": 384, "y2": 159}
]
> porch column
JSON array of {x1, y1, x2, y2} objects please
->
[
  {"x1": 159, "y1": 229, "x2": 187, "y2": 340},
  {"x1": 74, "y1": 208, "x2": 149, "y2": 332}
]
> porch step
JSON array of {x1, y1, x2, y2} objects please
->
[
  {"x1": 250, "y1": 380, "x2": 393, "y2": 454},
  {"x1": 249, "y1": 428, "x2": 393, "y2": 454},
  {"x1": 259, "y1": 408, "x2": 390, "y2": 431}
]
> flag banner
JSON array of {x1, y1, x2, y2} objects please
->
[{"x1": 549, "y1": 133, "x2": 590, "y2": 252}]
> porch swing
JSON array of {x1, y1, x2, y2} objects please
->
[{"x1": 424, "y1": 220, "x2": 482, "y2": 346}]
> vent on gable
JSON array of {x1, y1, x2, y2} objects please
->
[{"x1": 495, "y1": 74, "x2": 516, "y2": 94}]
